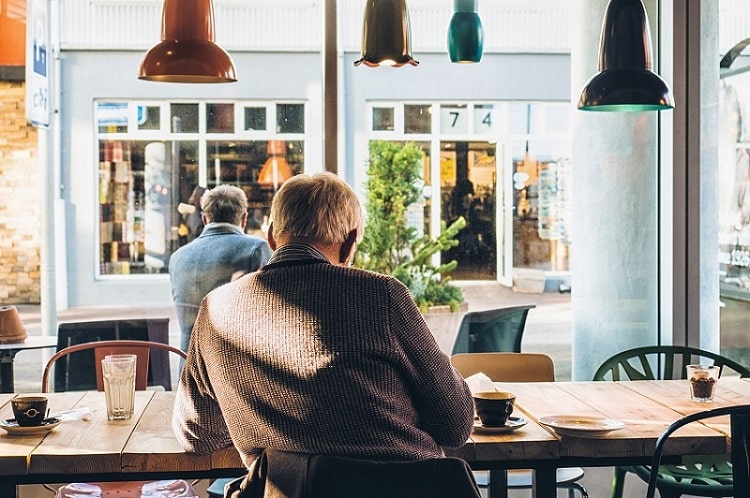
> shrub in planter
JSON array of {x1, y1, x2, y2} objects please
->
[{"x1": 354, "y1": 140, "x2": 466, "y2": 312}]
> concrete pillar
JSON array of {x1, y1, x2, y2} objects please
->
[{"x1": 570, "y1": 0, "x2": 662, "y2": 380}]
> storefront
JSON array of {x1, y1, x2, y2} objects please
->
[
  {"x1": 94, "y1": 99, "x2": 306, "y2": 276},
  {"x1": 52, "y1": 1, "x2": 572, "y2": 308},
  {"x1": 356, "y1": 100, "x2": 571, "y2": 285}
]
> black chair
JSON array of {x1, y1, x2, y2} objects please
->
[
  {"x1": 594, "y1": 345, "x2": 750, "y2": 498},
  {"x1": 451, "y1": 304, "x2": 535, "y2": 355},
  {"x1": 646, "y1": 405, "x2": 750, "y2": 498},
  {"x1": 55, "y1": 318, "x2": 173, "y2": 391},
  {"x1": 224, "y1": 449, "x2": 482, "y2": 498}
]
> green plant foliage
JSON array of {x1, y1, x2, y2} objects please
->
[{"x1": 354, "y1": 140, "x2": 465, "y2": 312}]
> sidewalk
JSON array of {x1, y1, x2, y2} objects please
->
[{"x1": 9, "y1": 283, "x2": 572, "y2": 393}]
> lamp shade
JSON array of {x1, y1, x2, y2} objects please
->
[
  {"x1": 0, "y1": 305, "x2": 27, "y2": 344},
  {"x1": 447, "y1": 0, "x2": 484, "y2": 63},
  {"x1": 354, "y1": 0, "x2": 419, "y2": 67},
  {"x1": 138, "y1": 0, "x2": 237, "y2": 83},
  {"x1": 578, "y1": 0, "x2": 674, "y2": 112},
  {"x1": 258, "y1": 141, "x2": 293, "y2": 190}
]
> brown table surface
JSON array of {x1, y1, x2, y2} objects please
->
[{"x1": 1, "y1": 378, "x2": 744, "y2": 498}]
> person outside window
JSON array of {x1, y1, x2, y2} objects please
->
[{"x1": 169, "y1": 184, "x2": 272, "y2": 353}]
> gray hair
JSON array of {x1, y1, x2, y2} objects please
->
[
  {"x1": 271, "y1": 173, "x2": 363, "y2": 246},
  {"x1": 201, "y1": 185, "x2": 248, "y2": 226}
]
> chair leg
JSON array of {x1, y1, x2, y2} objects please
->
[
  {"x1": 658, "y1": 489, "x2": 683, "y2": 498},
  {"x1": 564, "y1": 482, "x2": 588, "y2": 498},
  {"x1": 610, "y1": 467, "x2": 627, "y2": 498}
]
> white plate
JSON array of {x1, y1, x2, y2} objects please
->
[
  {"x1": 0, "y1": 417, "x2": 61, "y2": 436},
  {"x1": 473, "y1": 416, "x2": 527, "y2": 434},
  {"x1": 538, "y1": 415, "x2": 625, "y2": 437}
]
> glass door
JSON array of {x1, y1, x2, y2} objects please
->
[{"x1": 439, "y1": 140, "x2": 498, "y2": 280}]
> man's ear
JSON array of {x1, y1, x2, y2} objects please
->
[
  {"x1": 339, "y1": 230, "x2": 358, "y2": 265},
  {"x1": 201, "y1": 213, "x2": 209, "y2": 225},
  {"x1": 267, "y1": 222, "x2": 278, "y2": 250}
]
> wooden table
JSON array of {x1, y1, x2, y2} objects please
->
[
  {"x1": 0, "y1": 380, "x2": 744, "y2": 498},
  {"x1": 0, "y1": 336, "x2": 58, "y2": 393}
]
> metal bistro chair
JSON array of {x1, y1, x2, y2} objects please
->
[
  {"x1": 451, "y1": 304, "x2": 536, "y2": 355},
  {"x1": 41, "y1": 340, "x2": 198, "y2": 498},
  {"x1": 594, "y1": 345, "x2": 750, "y2": 498},
  {"x1": 451, "y1": 352, "x2": 588, "y2": 498},
  {"x1": 646, "y1": 405, "x2": 750, "y2": 498}
]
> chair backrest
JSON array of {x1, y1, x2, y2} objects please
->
[
  {"x1": 451, "y1": 352, "x2": 555, "y2": 382},
  {"x1": 451, "y1": 304, "x2": 536, "y2": 355},
  {"x1": 55, "y1": 318, "x2": 171, "y2": 391},
  {"x1": 593, "y1": 345, "x2": 750, "y2": 381},
  {"x1": 646, "y1": 404, "x2": 750, "y2": 498},
  {"x1": 260, "y1": 449, "x2": 482, "y2": 498},
  {"x1": 42, "y1": 340, "x2": 187, "y2": 393}
]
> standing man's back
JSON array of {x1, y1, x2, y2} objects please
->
[{"x1": 169, "y1": 185, "x2": 272, "y2": 352}]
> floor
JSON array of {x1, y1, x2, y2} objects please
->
[{"x1": 9, "y1": 283, "x2": 699, "y2": 497}]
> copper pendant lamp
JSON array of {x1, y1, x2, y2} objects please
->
[
  {"x1": 578, "y1": 0, "x2": 673, "y2": 112},
  {"x1": 258, "y1": 141, "x2": 294, "y2": 191},
  {"x1": 354, "y1": 0, "x2": 419, "y2": 67},
  {"x1": 138, "y1": 0, "x2": 237, "y2": 83}
]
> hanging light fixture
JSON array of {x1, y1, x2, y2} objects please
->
[
  {"x1": 578, "y1": 0, "x2": 673, "y2": 112},
  {"x1": 354, "y1": 0, "x2": 419, "y2": 67},
  {"x1": 258, "y1": 141, "x2": 294, "y2": 191},
  {"x1": 138, "y1": 0, "x2": 237, "y2": 83},
  {"x1": 447, "y1": 0, "x2": 484, "y2": 63}
]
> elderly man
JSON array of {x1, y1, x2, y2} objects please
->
[
  {"x1": 168, "y1": 184, "x2": 272, "y2": 352},
  {"x1": 173, "y1": 172, "x2": 474, "y2": 469}
]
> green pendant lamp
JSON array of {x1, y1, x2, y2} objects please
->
[
  {"x1": 578, "y1": 0, "x2": 673, "y2": 112},
  {"x1": 447, "y1": 0, "x2": 484, "y2": 63},
  {"x1": 138, "y1": 0, "x2": 237, "y2": 83},
  {"x1": 354, "y1": 0, "x2": 419, "y2": 67}
]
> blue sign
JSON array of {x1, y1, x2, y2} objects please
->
[
  {"x1": 26, "y1": 0, "x2": 50, "y2": 128},
  {"x1": 33, "y1": 40, "x2": 47, "y2": 77}
]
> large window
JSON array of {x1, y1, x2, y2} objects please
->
[
  {"x1": 367, "y1": 101, "x2": 570, "y2": 282},
  {"x1": 719, "y1": 72, "x2": 750, "y2": 365},
  {"x1": 95, "y1": 100, "x2": 306, "y2": 276}
]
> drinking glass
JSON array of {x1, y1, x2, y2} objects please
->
[
  {"x1": 102, "y1": 354, "x2": 136, "y2": 420},
  {"x1": 686, "y1": 364, "x2": 720, "y2": 402}
]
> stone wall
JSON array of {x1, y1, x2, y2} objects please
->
[{"x1": 0, "y1": 79, "x2": 41, "y2": 303}]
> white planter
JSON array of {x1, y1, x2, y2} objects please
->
[{"x1": 423, "y1": 302, "x2": 469, "y2": 356}]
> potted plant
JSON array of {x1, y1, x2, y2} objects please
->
[{"x1": 354, "y1": 140, "x2": 467, "y2": 351}]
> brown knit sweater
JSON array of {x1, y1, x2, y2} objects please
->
[{"x1": 172, "y1": 245, "x2": 474, "y2": 467}]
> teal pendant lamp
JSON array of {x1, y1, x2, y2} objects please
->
[
  {"x1": 448, "y1": 0, "x2": 484, "y2": 63},
  {"x1": 578, "y1": 0, "x2": 673, "y2": 112},
  {"x1": 354, "y1": 0, "x2": 419, "y2": 67},
  {"x1": 138, "y1": 0, "x2": 237, "y2": 83}
]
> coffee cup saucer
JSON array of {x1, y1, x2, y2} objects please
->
[
  {"x1": 0, "y1": 417, "x2": 61, "y2": 436},
  {"x1": 472, "y1": 416, "x2": 527, "y2": 434}
]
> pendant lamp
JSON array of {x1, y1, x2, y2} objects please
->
[
  {"x1": 138, "y1": 0, "x2": 237, "y2": 83},
  {"x1": 354, "y1": 0, "x2": 419, "y2": 67},
  {"x1": 578, "y1": 0, "x2": 673, "y2": 112},
  {"x1": 447, "y1": 0, "x2": 484, "y2": 63},
  {"x1": 258, "y1": 141, "x2": 294, "y2": 191}
]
